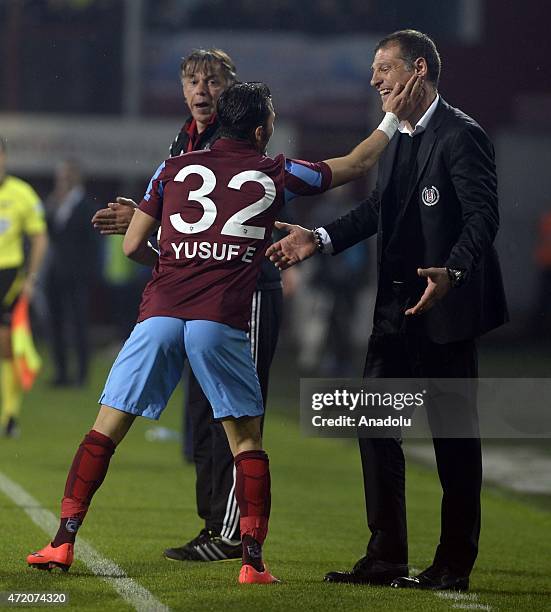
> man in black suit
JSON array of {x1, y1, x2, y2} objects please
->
[
  {"x1": 43, "y1": 159, "x2": 99, "y2": 386},
  {"x1": 267, "y1": 30, "x2": 508, "y2": 591}
]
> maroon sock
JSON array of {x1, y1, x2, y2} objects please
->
[
  {"x1": 242, "y1": 534, "x2": 264, "y2": 572},
  {"x1": 234, "y1": 450, "x2": 271, "y2": 571},
  {"x1": 52, "y1": 516, "x2": 84, "y2": 547},
  {"x1": 52, "y1": 430, "x2": 115, "y2": 546}
]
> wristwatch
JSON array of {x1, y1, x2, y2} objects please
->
[
  {"x1": 446, "y1": 267, "x2": 466, "y2": 288},
  {"x1": 312, "y1": 228, "x2": 325, "y2": 253}
]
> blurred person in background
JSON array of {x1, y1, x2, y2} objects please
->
[
  {"x1": 42, "y1": 159, "x2": 99, "y2": 387},
  {"x1": 533, "y1": 208, "x2": 551, "y2": 337},
  {"x1": 92, "y1": 48, "x2": 286, "y2": 563},
  {"x1": 268, "y1": 30, "x2": 508, "y2": 591},
  {"x1": 0, "y1": 136, "x2": 48, "y2": 437},
  {"x1": 293, "y1": 184, "x2": 370, "y2": 376},
  {"x1": 298, "y1": 242, "x2": 369, "y2": 376},
  {"x1": 101, "y1": 234, "x2": 150, "y2": 343}
]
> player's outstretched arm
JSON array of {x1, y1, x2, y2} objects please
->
[
  {"x1": 92, "y1": 197, "x2": 137, "y2": 235},
  {"x1": 324, "y1": 74, "x2": 423, "y2": 188},
  {"x1": 122, "y1": 208, "x2": 160, "y2": 266}
]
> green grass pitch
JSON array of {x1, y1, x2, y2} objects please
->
[{"x1": 0, "y1": 354, "x2": 550, "y2": 611}]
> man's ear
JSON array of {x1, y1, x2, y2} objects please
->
[
  {"x1": 414, "y1": 58, "x2": 428, "y2": 78},
  {"x1": 254, "y1": 125, "x2": 264, "y2": 143}
]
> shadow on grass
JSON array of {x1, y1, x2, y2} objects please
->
[
  {"x1": 476, "y1": 567, "x2": 551, "y2": 579},
  {"x1": 475, "y1": 589, "x2": 551, "y2": 597}
]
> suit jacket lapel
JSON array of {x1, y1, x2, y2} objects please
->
[{"x1": 403, "y1": 128, "x2": 437, "y2": 206}]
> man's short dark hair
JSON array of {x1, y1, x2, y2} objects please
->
[
  {"x1": 0, "y1": 136, "x2": 6, "y2": 153},
  {"x1": 217, "y1": 82, "x2": 273, "y2": 141},
  {"x1": 180, "y1": 48, "x2": 237, "y2": 85},
  {"x1": 376, "y1": 29, "x2": 441, "y2": 87}
]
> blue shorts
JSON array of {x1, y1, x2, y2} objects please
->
[{"x1": 99, "y1": 317, "x2": 264, "y2": 421}]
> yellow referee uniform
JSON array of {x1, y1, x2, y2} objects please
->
[
  {"x1": 0, "y1": 174, "x2": 46, "y2": 434},
  {"x1": 0, "y1": 175, "x2": 46, "y2": 270}
]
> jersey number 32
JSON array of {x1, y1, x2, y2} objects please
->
[{"x1": 169, "y1": 164, "x2": 276, "y2": 240}]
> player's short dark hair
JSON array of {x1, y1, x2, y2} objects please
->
[
  {"x1": 217, "y1": 82, "x2": 273, "y2": 141},
  {"x1": 0, "y1": 136, "x2": 6, "y2": 153},
  {"x1": 180, "y1": 48, "x2": 237, "y2": 85},
  {"x1": 376, "y1": 29, "x2": 441, "y2": 87}
]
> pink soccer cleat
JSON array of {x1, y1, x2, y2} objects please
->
[
  {"x1": 238, "y1": 563, "x2": 280, "y2": 584},
  {"x1": 27, "y1": 542, "x2": 74, "y2": 572}
]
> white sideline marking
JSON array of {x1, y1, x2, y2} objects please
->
[
  {"x1": 0, "y1": 471, "x2": 170, "y2": 612},
  {"x1": 437, "y1": 592, "x2": 479, "y2": 601},
  {"x1": 415, "y1": 573, "x2": 492, "y2": 611}
]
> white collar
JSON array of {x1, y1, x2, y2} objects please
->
[{"x1": 398, "y1": 93, "x2": 440, "y2": 137}]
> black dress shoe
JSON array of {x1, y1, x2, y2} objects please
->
[
  {"x1": 324, "y1": 556, "x2": 408, "y2": 585},
  {"x1": 390, "y1": 565, "x2": 469, "y2": 591}
]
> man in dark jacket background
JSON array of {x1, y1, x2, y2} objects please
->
[{"x1": 43, "y1": 159, "x2": 99, "y2": 387}]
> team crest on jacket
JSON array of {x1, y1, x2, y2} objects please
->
[{"x1": 422, "y1": 185, "x2": 440, "y2": 206}]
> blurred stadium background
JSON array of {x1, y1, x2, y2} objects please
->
[
  {"x1": 2, "y1": 0, "x2": 551, "y2": 374},
  {"x1": 1, "y1": 1, "x2": 551, "y2": 608}
]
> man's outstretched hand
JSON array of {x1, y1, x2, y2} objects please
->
[
  {"x1": 92, "y1": 197, "x2": 137, "y2": 235},
  {"x1": 405, "y1": 267, "x2": 451, "y2": 316},
  {"x1": 266, "y1": 222, "x2": 318, "y2": 270}
]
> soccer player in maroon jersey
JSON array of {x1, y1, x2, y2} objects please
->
[{"x1": 27, "y1": 78, "x2": 421, "y2": 584}]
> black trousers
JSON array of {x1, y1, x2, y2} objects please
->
[
  {"x1": 183, "y1": 288, "x2": 282, "y2": 540},
  {"x1": 44, "y1": 273, "x2": 90, "y2": 384},
  {"x1": 360, "y1": 332, "x2": 481, "y2": 575}
]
